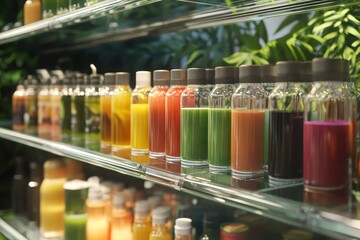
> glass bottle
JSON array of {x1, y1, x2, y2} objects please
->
[
  {"x1": 165, "y1": 69, "x2": 187, "y2": 162},
  {"x1": 231, "y1": 65, "x2": 267, "y2": 178},
  {"x1": 208, "y1": 66, "x2": 235, "y2": 172},
  {"x1": 37, "y1": 69, "x2": 51, "y2": 139},
  {"x1": 149, "y1": 70, "x2": 170, "y2": 159},
  {"x1": 131, "y1": 71, "x2": 152, "y2": 156},
  {"x1": 50, "y1": 70, "x2": 64, "y2": 141},
  {"x1": 12, "y1": 78, "x2": 26, "y2": 131},
  {"x1": 111, "y1": 192, "x2": 133, "y2": 240},
  {"x1": 85, "y1": 74, "x2": 102, "y2": 151},
  {"x1": 24, "y1": 0, "x2": 41, "y2": 25},
  {"x1": 200, "y1": 213, "x2": 219, "y2": 240},
  {"x1": 71, "y1": 73, "x2": 86, "y2": 147},
  {"x1": 261, "y1": 65, "x2": 276, "y2": 172},
  {"x1": 100, "y1": 73, "x2": 115, "y2": 154},
  {"x1": 181, "y1": 68, "x2": 210, "y2": 166},
  {"x1": 304, "y1": 58, "x2": 354, "y2": 192},
  {"x1": 12, "y1": 156, "x2": 27, "y2": 215},
  {"x1": 206, "y1": 68, "x2": 215, "y2": 91},
  {"x1": 64, "y1": 180, "x2": 89, "y2": 240},
  {"x1": 42, "y1": 0, "x2": 57, "y2": 19},
  {"x1": 268, "y1": 62, "x2": 305, "y2": 185},
  {"x1": 27, "y1": 161, "x2": 42, "y2": 224},
  {"x1": 40, "y1": 159, "x2": 66, "y2": 238},
  {"x1": 61, "y1": 73, "x2": 75, "y2": 143},
  {"x1": 149, "y1": 207, "x2": 171, "y2": 240},
  {"x1": 174, "y1": 218, "x2": 192, "y2": 240},
  {"x1": 112, "y1": 72, "x2": 132, "y2": 159},
  {"x1": 133, "y1": 200, "x2": 151, "y2": 240},
  {"x1": 86, "y1": 186, "x2": 110, "y2": 240},
  {"x1": 300, "y1": 61, "x2": 313, "y2": 94}
]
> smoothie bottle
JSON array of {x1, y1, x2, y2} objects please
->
[
  {"x1": 24, "y1": 75, "x2": 39, "y2": 135},
  {"x1": 71, "y1": 73, "x2": 87, "y2": 147},
  {"x1": 12, "y1": 78, "x2": 26, "y2": 132},
  {"x1": 37, "y1": 69, "x2": 51, "y2": 139},
  {"x1": 61, "y1": 73, "x2": 75, "y2": 143}
]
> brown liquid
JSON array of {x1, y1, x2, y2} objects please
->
[
  {"x1": 100, "y1": 95, "x2": 112, "y2": 153},
  {"x1": 24, "y1": 0, "x2": 41, "y2": 25},
  {"x1": 12, "y1": 91, "x2": 25, "y2": 131}
]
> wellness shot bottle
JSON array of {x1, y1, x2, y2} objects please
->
[
  {"x1": 174, "y1": 218, "x2": 192, "y2": 240},
  {"x1": 37, "y1": 69, "x2": 52, "y2": 139},
  {"x1": 24, "y1": 75, "x2": 39, "y2": 135},
  {"x1": 12, "y1": 78, "x2": 26, "y2": 131},
  {"x1": 61, "y1": 73, "x2": 75, "y2": 143},
  {"x1": 133, "y1": 200, "x2": 151, "y2": 240},
  {"x1": 72, "y1": 73, "x2": 87, "y2": 147},
  {"x1": 50, "y1": 70, "x2": 64, "y2": 141}
]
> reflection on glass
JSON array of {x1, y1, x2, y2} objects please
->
[
  {"x1": 181, "y1": 165, "x2": 208, "y2": 175},
  {"x1": 304, "y1": 189, "x2": 348, "y2": 208},
  {"x1": 231, "y1": 177, "x2": 263, "y2": 191},
  {"x1": 131, "y1": 154, "x2": 149, "y2": 164},
  {"x1": 165, "y1": 161, "x2": 181, "y2": 174},
  {"x1": 148, "y1": 155, "x2": 166, "y2": 169},
  {"x1": 209, "y1": 172, "x2": 231, "y2": 185}
]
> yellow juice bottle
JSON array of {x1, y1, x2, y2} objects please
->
[
  {"x1": 131, "y1": 71, "x2": 152, "y2": 156},
  {"x1": 133, "y1": 200, "x2": 151, "y2": 240},
  {"x1": 112, "y1": 72, "x2": 132, "y2": 159},
  {"x1": 149, "y1": 206, "x2": 172, "y2": 240}
]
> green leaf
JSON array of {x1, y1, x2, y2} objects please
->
[
  {"x1": 347, "y1": 14, "x2": 360, "y2": 24},
  {"x1": 352, "y1": 40, "x2": 360, "y2": 48},
  {"x1": 275, "y1": 15, "x2": 298, "y2": 34},
  {"x1": 346, "y1": 26, "x2": 360, "y2": 38},
  {"x1": 186, "y1": 50, "x2": 202, "y2": 66},
  {"x1": 313, "y1": 22, "x2": 333, "y2": 34},
  {"x1": 323, "y1": 10, "x2": 336, "y2": 17},
  {"x1": 322, "y1": 32, "x2": 338, "y2": 41}
]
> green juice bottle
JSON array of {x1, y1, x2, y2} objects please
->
[
  {"x1": 61, "y1": 73, "x2": 75, "y2": 143},
  {"x1": 85, "y1": 74, "x2": 102, "y2": 151},
  {"x1": 71, "y1": 74, "x2": 87, "y2": 147},
  {"x1": 208, "y1": 66, "x2": 235, "y2": 172},
  {"x1": 180, "y1": 68, "x2": 210, "y2": 166}
]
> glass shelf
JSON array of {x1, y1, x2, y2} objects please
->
[
  {"x1": 1, "y1": 0, "x2": 359, "y2": 52},
  {"x1": 1, "y1": 128, "x2": 360, "y2": 239}
]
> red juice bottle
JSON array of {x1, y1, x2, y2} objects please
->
[
  {"x1": 303, "y1": 58, "x2": 355, "y2": 192},
  {"x1": 165, "y1": 69, "x2": 187, "y2": 162},
  {"x1": 149, "y1": 70, "x2": 170, "y2": 159}
]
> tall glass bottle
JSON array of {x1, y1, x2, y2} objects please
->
[
  {"x1": 37, "y1": 69, "x2": 51, "y2": 139},
  {"x1": 149, "y1": 70, "x2": 170, "y2": 159},
  {"x1": 261, "y1": 65, "x2": 276, "y2": 172},
  {"x1": 50, "y1": 70, "x2": 64, "y2": 141},
  {"x1": 131, "y1": 71, "x2": 152, "y2": 156},
  {"x1": 40, "y1": 159, "x2": 66, "y2": 238},
  {"x1": 86, "y1": 186, "x2": 110, "y2": 240},
  {"x1": 85, "y1": 74, "x2": 101, "y2": 151},
  {"x1": 231, "y1": 65, "x2": 267, "y2": 178},
  {"x1": 199, "y1": 213, "x2": 219, "y2": 240},
  {"x1": 208, "y1": 66, "x2": 235, "y2": 172},
  {"x1": 27, "y1": 161, "x2": 42, "y2": 224},
  {"x1": 149, "y1": 207, "x2": 171, "y2": 240},
  {"x1": 12, "y1": 157, "x2": 27, "y2": 215},
  {"x1": 24, "y1": 75, "x2": 38, "y2": 135},
  {"x1": 165, "y1": 69, "x2": 187, "y2": 162},
  {"x1": 100, "y1": 73, "x2": 115, "y2": 154},
  {"x1": 72, "y1": 74, "x2": 86, "y2": 147},
  {"x1": 174, "y1": 218, "x2": 192, "y2": 240},
  {"x1": 112, "y1": 72, "x2": 132, "y2": 159},
  {"x1": 12, "y1": 78, "x2": 26, "y2": 131},
  {"x1": 24, "y1": 0, "x2": 41, "y2": 25},
  {"x1": 61, "y1": 73, "x2": 75, "y2": 143},
  {"x1": 111, "y1": 192, "x2": 132, "y2": 240},
  {"x1": 304, "y1": 58, "x2": 354, "y2": 192},
  {"x1": 268, "y1": 62, "x2": 305, "y2": 185},
  {"x1": 206, "y1": 68, "x2": 215, "y2": 91},
  {"x1": 64, "y1": 180, "x2": 89, "y2": 240},
  {"x1": 181, "y1": 68, "x2": 210, "y2": 166},
  {"x1": 133, "y1": 200, "x2": 151, "y2": 240}
]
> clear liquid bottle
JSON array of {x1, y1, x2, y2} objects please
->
[
  {"x1": 12, "y1": 78, "x2": 26, "y2": 132},
  {"x1": 37, "y1": 69, "x2": 51, "y2": 139},
  {"x1": 174, "y1": 218, "x2": 192, "y2": 240},
  {"x1": 131, "y1": 71, "x2": 152, "y2": 157},
  {"x1": 71, "y1": 73, "x2": 87, "y2": 147},
  {"x1": 231, "y1": 65, "x2": 267, "y2": 179},
  {"x1": 27, "y1": 161, "x2": 42, "y2": 225},
  {"x1": 165, "y1": 69, "x2": 187, "y2": 162},
  {"x1": 112, "y1": 72, "x2": 132, "y2": 159},
  {"x1": 100, "y1": 73, "x2": 115, "y2": 154},
  {"x1": 304, "y1": 58, "x2": 354, "y2": 192},
  {"x1": 268, "y1": 62, "x2": 305, "y2": 186},
  {"x1": 111, "y1": 192, "x2": 133, "y2": 240},
  {"x1": 208, "y1": 66, "x2": 235, "y2": 172},
  {"x1": 85, "y1": 74, "x2": 102, "y2": 151},
  {"x1": 206, "y1": 68, "x2": 215, "y2": 91},
  {"x1": 50, "y1": 70, "x2": 64, "y2": 141},
  {"x1": 61, "y1": 73, "x2": 75, "y2": 143},
  {"x1": 149, "y1": 207, "x2": 171, "y2": 240},
  {"x1": 40, "y1": 159, "x2": 66, "y2": 238},
  {"x1": 181, "y1": 68, "x2": 210, "y2": 166},
  {"x1": 133, "y1": 200, "x2": 151, "y2": 240},
  {"x1": 149, "y1": 70, "x2": 170, "y2": 159}
]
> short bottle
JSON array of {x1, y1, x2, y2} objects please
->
[
  {"x1": 111, "y1": 192, "x2": 133, "y2": 240},
  {"x1": 85, "y1": 74, "x2": 102, "y2": 151},
  {"x1": 24, "y1": 0, "x2": 41, "y2": 25},
  {"x1": 206, "y1": 68, "x2": 215, "y2": 91},
  {"x1": 165, "y1": 69, "x2": 187, "y2": 162},
  {"x1": 40, "y1": 159, "x2": 66, "y2": 238},
  {"x1": 61, "y1": 73, "x2": 75, "y2": 143},
  {"x1": 131, "y1": 71, "x2": 152, "y2": 157},
  {"x1": 86, "y1": 186, "x2": 110, "y2": 240},
  {"x1": 149, "y1": 206, "x2": 171, "y2": 240},
  {"x1": 50, "y1": 70, "x2": 64, "y2": 141},
  {"x1": 149, "y1": 70, "x2": 170, "y2": 159},
  {"x1": 100, "y1": 73, "x2": 115, "y2": 154},
  {"x1": 112, "y1": 72, "x2": 132, "y2": 158},
  {"x1": 71, "y1": 74, "x2": 87, "y2": 147},
  {"x1": 37, "y1": 69, "x2": 52, "y2": 139},
  {"x1": 133, "y1": 200, "x2": 151, "y2": 240},
  {"x1": 181, "y1": 68, "x2": 210, "y2": 166},
  {"x1": 174, "y1": 218, "x2": 192, "y2": 240},
  {"x1": 64, "y1": 180, "x2": 89, "y2": 240},
  {"x1": 303, "y1": 58, "x2": 354, "y2": 192},
  {"x1": 231, "y1": 65, "x2": 267, "y2": 178},
  {"x1": 12, "y1": 78, "x2": 26, "y2": 132},
  {"x1": 208, "y1": 66, "x2": 235, "y2": 172}
]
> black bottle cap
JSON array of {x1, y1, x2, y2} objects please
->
[
  {"x1": 170, "y1": 69, "x2": 187, "y2": 86},
  {"x1": 260, "y1": 65, "x2": 276, "y2": 83},
  {"x1": 153, "y1": 70, "x2": 170, "y2": 86},
  {"x1": 312, "y1": 58, "x2": 349, "y2": 82},
  {"x1": 234, "y1": 67, "x2": 240, "y2": 84},
  {"x1": 187, "y1": 68, "x2": 206, "y2": 85},
  {"x1": 115, "y1": 72, "x2": 129, "y2": 85},
  {"x1": 206, "y1": 68, "x2": 215, "y2": 85},
  {"x1": 104, "y1": 72, "x2": 115, "y2": 85},
  {"x1": 276, "y1": 61, "x2": 302, "y2": 82},
  {"x1": 215, "y1": 66, "x2": 235, "y2": 84},
  {"x1": 76, "y1": 73, "x2": 87, "y2": 85},
  {"x1": 239, "y1": 65, "x2": 261, "y2": 83}
]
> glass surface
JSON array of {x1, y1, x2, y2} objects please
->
[{"x1": 1, "y1": 127, "x2": 360, "y2": 239}]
